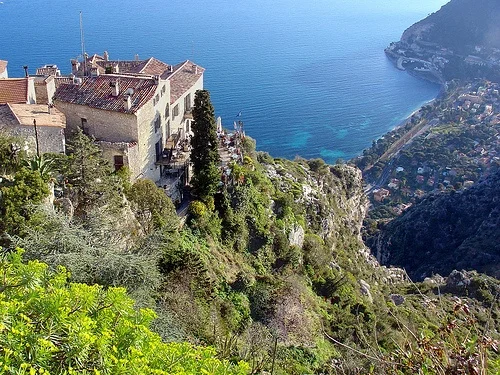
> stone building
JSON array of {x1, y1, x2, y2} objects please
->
[
  {"x1": 32, "y1": 65, "x2": 62, "y2": 105},
  {"x1": 0, "y1": 103, "x2": 66, "y2": 154},
  {"x1": 54, "y1": 55, "x2": 203, "y2": 182}
]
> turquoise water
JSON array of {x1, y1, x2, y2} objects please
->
[{"x1": 0, "y1": 0, "x2": 448, "y2": 162}]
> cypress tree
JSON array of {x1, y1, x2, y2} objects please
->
[{"x1": 190, "y1": 90, "x2": 220, "y2": 202}]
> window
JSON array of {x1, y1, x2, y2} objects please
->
[
  {"x1": 166, "y1": 120, "x2": 170, "y2": 137},
  {"x1": 162, "y1": 85, "x2": 166, "y2": 93},
  {"x1": 173, "y1": 104, "x2": 179, "y2": 118},
  {"x1": 155, "y1": 139, "x2": 163, "y2": 162},
  {"x1": 81, "y1": 118, "x2": 89, "y2": 135},
  {"x1": 155, "y1": 94, "x2": 160, "y2": 104},
  {"x1": 164, "y1": 103, "x2": 170, "y2": 119},
  {"x1": 113, "y1": 155, "x2": 124, "y2": 171},
  {"x1": 154, "y1": 116, "x2": 161, "y2": 133},
  {"x1": 184, "y1": 93, "x2": 191, "y2": 111}
]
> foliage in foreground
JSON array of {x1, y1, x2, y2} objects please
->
[{"x1": 0, "y1": 249, "x2": 249, "y2": 375}]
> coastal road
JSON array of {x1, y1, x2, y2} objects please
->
[{"x1": 365, "y1": 118, "x2": 440, "y2": 193}]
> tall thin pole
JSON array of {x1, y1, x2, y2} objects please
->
[
  {"x1": 80, "y1": 11, "x2": 87, "y2": 76},
  {"x1": 33, "y1": 119, "x2": 40, "y2": 157}
]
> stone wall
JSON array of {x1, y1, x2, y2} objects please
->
[
  {"x1": 134, "y1": 80, "x2": 171, "y2": 182},
  {"x1": 55, "y1": 101, "x2": 138, "y2": 142},
  {"x1": 98, "y1": 140, "x2": 141, "y2": 180},
  {"x1": 7, "y1": 125, "x2": 65, "y2": 154},
  {"x1": 170, "y1": 75, "x2": 203, "y2": 138}
]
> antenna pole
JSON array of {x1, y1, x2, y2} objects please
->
[{"x1": 80, "y1": 11, "x2": 87, "y2": 76}]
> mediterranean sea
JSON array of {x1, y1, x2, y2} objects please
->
[{"x1": 0, "y1": 0, "x2": 449, "y2": 162}]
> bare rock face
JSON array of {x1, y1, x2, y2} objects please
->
[
  {"x1": 446, "y1": 270, "x2": 472, "y2": 289},
  {"x1": 423, "y1": 274, "x2": 446, "y2": 286},
  {"x1": 359, "y1": 279, "x2": 373, "y2": 303},
  {"x1": 389, "y1": 294, "x2": 405, "y2": 306},
  {"x1": 288, "y1": 223, "x2": 305, "y2": 248}
]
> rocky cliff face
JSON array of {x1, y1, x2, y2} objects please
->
[{"x1": 263, "y1": 160, "x2": 370, "y2": 258}]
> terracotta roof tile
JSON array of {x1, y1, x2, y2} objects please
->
[
  {"x1": 54, "y1": 75, "x2": 157, "y2": 113},
  {"x1": 0, "y1": 78, "x2": 28, "y2": 104},
  {"x1": 69, "y1": 54, "x2": 204, "y2": 107},
  {"x1": 93, "y1": 60, "x2": 146, "y2": 75},
  {"x1": 167, "y1": 60, "x2": 204, "y2": 103},
  {"x1": 0, "y1": 60, "x2": 7, "y2": 75},
  {"x1": 139, "y1": 57, "x2": 170, "y2": 75}
]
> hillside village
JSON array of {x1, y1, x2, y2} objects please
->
[
  {"x1": 357, "y1": 79, "x2": 500, "y2": 219},
  {"x1": 0, "y1": 53, "x2": 245, "y2": 204}
]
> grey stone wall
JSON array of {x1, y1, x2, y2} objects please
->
[{"x1": 6, "y1": 125, "x2": 65, "y2": 154}]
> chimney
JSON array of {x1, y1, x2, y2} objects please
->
[
  {"x1": 103, "y1": 51, "x2": 109, "y2": 61},
  {"x1": 169, "y1": 65, "x2": 173, "y2": 73},
  {"x1": 113, "y1": 64, "x2": 119, "y2": 73},
  {"x1": 134, "y1": 54, "x2": 139, "y2": 61},
  {"x1": 111, "y1": 80, "x2": 120, "y2": 96},
  {"x1": 23, "y1": 65, "x2": 29, "y2": 77},
  {"x1": 124, "y1": 95, "x2": 132, "y2": 111},
  {"x1": 153, "y1": 75, "x2": 159, "y2": 85},
  {"x1": 71, "y1": 60, "x2": 80, "y2": 75},
  {"x1": 194, "y1": 64, "x2": 198, "y2": 74}
]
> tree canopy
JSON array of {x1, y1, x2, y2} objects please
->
[
  {"x1": 126, "y1": 179, "x2": 179, "y2": 234},
  {"x1": 60, "y1": 128, "x2": 121, "y2": 215},
  {"x1": 190, "y1": 90, "x2": 220, "y2": 203}
]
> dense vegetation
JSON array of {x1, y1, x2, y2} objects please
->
[
  {"x1": 1, "y1": 91, "x2": 500, "y2": 373},
  {"x1": 370, "y1": 170, "x2": 500, "y2": 281},
  {"x1": 0, "y1": 249, "x2": 248, "y2": 375}
]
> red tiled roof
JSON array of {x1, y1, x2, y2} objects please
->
[
  {"x1": 90, "y1": 57, "x2": 169, "y2": 76},
  {"x1": 54, "y1": 75, "x2": 157, "y2": 113},
  {"x1": 93, "y1": 60, "x2": 146, "y2": 75},
  {"x1": 69, "y1": 53, "x2": 204, "y2": 106},
  {"x1": 167, "y1": 60, "x2": 204, "y2": 103},
  {"x1": 139, "y1": 57, "x2": 170, "y2": 75},
  {"x1": 0, "y1": 78, "x2": 28, "y2": 104},
  {"x1": 0, "y1": 60, "x2": 7, "y2": 75}
]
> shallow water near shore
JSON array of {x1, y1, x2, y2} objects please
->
[{"x1": 0, "y1": 0, "x2": 447, "y2": 162}]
